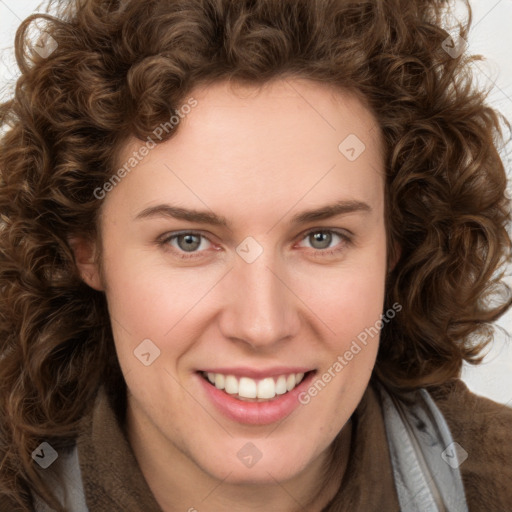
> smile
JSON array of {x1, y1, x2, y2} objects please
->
[
  {"x1": 202, "y1": 371, "x2": 307, "y2": 401},
  {"x1": 197, "y1": 369, "x2": 317, "y2": 425}
]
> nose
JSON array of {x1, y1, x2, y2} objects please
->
[{"x1": 218, "y1": 249, "x2": 301, "y2": 349}]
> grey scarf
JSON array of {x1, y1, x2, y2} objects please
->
[{"x1": 33, "y1": 384, "x2": 469, "y2": 512}]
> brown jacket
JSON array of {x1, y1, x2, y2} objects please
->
[
  {"x1": 2, "y1": 377, "x2": 511, "y2": 511},
  {"x1": 429, "y1": 379, "x2": 512, "y2": 511}
]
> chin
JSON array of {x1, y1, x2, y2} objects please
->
[{"x1": 197, "y1": 446, "x2": 313, "y2": 485}]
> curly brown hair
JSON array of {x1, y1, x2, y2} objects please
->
[{"x1": 0, "y1": 0, "x2": 510, "y2": 509}]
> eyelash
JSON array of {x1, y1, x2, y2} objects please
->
[{"x1": 157, "y1": 229, "x2": 352, "y2": 261}]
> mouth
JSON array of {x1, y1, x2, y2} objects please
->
[
  {"x1": 199, "y1": 370, "x2": 316, "y2": 402},
  {"x1": 196, "y1": 368, "x2": 318, "y2": 425}
]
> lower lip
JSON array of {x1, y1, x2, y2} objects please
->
[{"x1": 197, "y1": 371, "x2": 316, "y2": 425}]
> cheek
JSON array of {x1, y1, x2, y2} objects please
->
[
  {"x1": 294, "y1": 248, "x2": 388, "y2": 351},
  {"x1": 100, "y1": 243, "x2": 223, "y2": 361}
]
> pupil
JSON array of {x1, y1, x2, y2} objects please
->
[
  {"x1": 179, "y1": 234, "x2": 200, "y2": 252},
  {"x1": 311, "y1": 232, "x2": 331, "y2": 249}
]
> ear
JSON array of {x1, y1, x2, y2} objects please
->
[
  {"x1": 388, "y1": 241, "x2": 402, "y2": 273},
  {"x1": 68, "y1": 236, "x2": 104, "y2": 291}
]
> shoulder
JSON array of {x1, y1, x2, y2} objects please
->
[
  {"x1": 0, "y1": 494, "x2": 25, "y2": 512},
  {"x1": 427, "y1": 378, "x2": 512, "y2": 510}
]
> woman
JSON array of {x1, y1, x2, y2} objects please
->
[{"x1": 0, "y1": 0, "x2": 511, "y2": 510}]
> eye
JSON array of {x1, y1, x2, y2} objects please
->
[
  {"x1": 158, "y1": 228, "x2": 352, "y2": 261},
  {"x1": 297, "y1": 229, "x2": 351, "y2": 256},
  {"x1": 158, "y1": 231, "x2": 214, "y2": 259}
]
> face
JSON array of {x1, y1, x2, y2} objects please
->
[{"x1": 82, "y1": 79, "x2": 388, "y2": 486}]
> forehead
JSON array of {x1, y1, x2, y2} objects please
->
[
  {"x1": 112, "y1": 79, "x2": 385, "y2": 224},
  {"x1": 167, "y1": 79, "x2": 383, "y2": 168}
]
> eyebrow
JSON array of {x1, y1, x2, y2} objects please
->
[{"x1": 134, "y1": 199, "x2": 371, "y2": 228}]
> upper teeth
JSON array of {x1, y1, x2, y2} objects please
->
[{"x1": 205, "y1": 372, "x2": 305, "y2": 399}]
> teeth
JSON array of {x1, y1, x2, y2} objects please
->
[
  {"x1": 286, "y1": 374, "x2": 296, "y2": 391},
  {"x1": 257, "y1": 378, "x2": 276, "y2": 399},
  {"x1": 275, "y1": 375, "x2": 288, "y2": 395},
  {"x1": 239, "y1": 377, "x2": 257, "y2": 398},
  {"x1": 224, "y1": 375, "x2": 238, "y2": 394},
  {"x1": 214, "y1": 373, "x2": 225, "y2": 390},
  {"x1": 204, "y1": 371, "x2": 306, "y2": 400}
]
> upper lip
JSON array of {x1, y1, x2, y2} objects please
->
[{"x1": 198, "y1": 367, "x2": 314, "y2": 379}]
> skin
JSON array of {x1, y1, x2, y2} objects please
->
[{"x1": 75, "y1": 78, "x2": 390, "y2": 511}]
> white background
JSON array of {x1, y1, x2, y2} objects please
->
[{"x1": 1, "y1": 0, "x2": 511, "y2": 405}]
